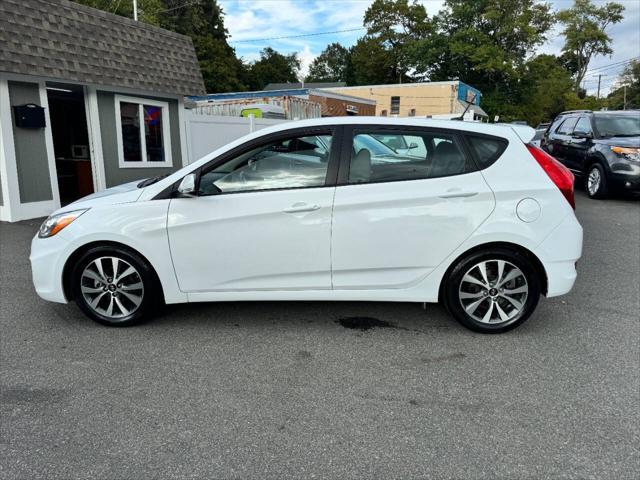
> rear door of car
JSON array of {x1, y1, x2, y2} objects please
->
[{"x1": 330, "y1": 125, "x2": 496, "y2": 290}]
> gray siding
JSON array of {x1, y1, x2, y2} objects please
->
[
  {"x1": 97, "y1": 91, "x2": 182, "y2": 187},
  {"x1": 8, "y1": 81, "x2": 52, "y2": 203}
]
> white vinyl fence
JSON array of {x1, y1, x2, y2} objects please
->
[{"x1": 184, "y1": 111, "x2": 287, "y2": 164}]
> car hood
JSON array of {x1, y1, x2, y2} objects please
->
[
  {"x1": 595, "y1": 136, "x2": 640, "y2": 147},
  {"x1": 61, "y1": 180, "x2": 144, "y2": 212}
]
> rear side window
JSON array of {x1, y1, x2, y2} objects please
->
[
  {"x1": 465, "y1": 135, "x2": 508, "y2": 169},
  {"x1": 347, "y1": 130, "x2": 472, "y2": 184},
  {"x1": 556, "y1": 117, "x2": 578, "y2": 135}
]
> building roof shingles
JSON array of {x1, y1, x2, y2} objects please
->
[{"x1": 0, "y1": 0, "x2": 205, "y2": 95}]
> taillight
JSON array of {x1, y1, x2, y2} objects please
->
[{"x1": 526, "y1": 144, "x2": 575, "y2": 209}]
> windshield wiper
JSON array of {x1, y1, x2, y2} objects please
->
[{"x1": 137, "y1": 174, "x2": 169, "y2": 188}]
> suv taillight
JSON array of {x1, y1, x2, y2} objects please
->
[{"x1": 526, "y1": 144, "x2": 575, "y2": 209}]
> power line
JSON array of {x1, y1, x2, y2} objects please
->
[
  {"x1": 229, "y1": 27, "x2": 365, "y2": 44},
  {"x1": 585, "y1": 57, "x2": 639, "y2": 73},
  {"x1": 157, "y1": 0, "x2": 201, "y2": 14}
]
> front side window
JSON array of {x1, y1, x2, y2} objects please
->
[
  {"x1": 115, "y1": 95, "x2": 172, "y2": 168},
  {"x1": 348, "y1": 130, "x2": 470, "y2": 184},
  {"x1": 573, "y1": 117, "x2": 593, "y2": 136},
  {"x1": 556, "y1": 117, "x2": 578, "y2": 135},
  {"x1": 199, "y1": 133, "x2": 332, "y2": 195}
]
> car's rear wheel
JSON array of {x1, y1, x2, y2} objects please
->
[
  {"x1": 585, "y1": 163, "x2": 608, "y2": 199},
  {"x1": 70, "y1": 246, "x2": 161, "y2": 326},
  {"x1": 443, "y1": 248, "x2": 541, "y2": 333}
]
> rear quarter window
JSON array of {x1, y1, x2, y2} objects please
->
[{"x1": 465, "y1": 135, "x2": 508, "y2": 169}]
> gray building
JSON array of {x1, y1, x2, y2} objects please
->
[{"x1": 0, "y1": 0, "x2": 205, "y2": 222}]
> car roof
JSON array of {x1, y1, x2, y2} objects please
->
[{"x1": 253, "y1": 116, "x2": 534, "y2": 142}]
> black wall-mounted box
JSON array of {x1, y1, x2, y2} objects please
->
[{"x1": 12, "y1": 103, "x2": 46, "y2": 128}]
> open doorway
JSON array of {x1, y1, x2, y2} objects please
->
[{"x1": 46, "y1": 82, "x2": 94, "y2": 205}]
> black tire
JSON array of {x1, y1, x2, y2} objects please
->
[
  {"x1": 70, "y1": 245, "x2": 162, "y2": 327},
  {"x1": 585, "y1": 163, "x2": 608, "y2": 199},
  {"x1": 442, "y1": 247, "x2": 541, "y2": 334}
]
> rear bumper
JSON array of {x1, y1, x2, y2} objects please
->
[
  {"x1": 534, "y1": 212, "x2": 583, "y2": 297},
  {"x1": 30, "y1": 233, "x2": 70, "y2": 304}
]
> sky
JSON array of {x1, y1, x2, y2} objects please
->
[{"x1": 219, "y1": 0, "x2": 640, "y2": 96}]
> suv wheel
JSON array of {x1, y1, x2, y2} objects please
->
[
  {"x1": 71, "y1": 246, "x2": 161, "y2": 327},
  {"x1": 586, "y1": 163, "x2": 608, "y2": 199},
  {"x1": 443, "y1": 248, "x2": 541, "y2": 333}
]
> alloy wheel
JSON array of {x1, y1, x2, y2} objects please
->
[
  {"x1": 80, "y1": 256, "x2": 144, "y2": 320},
  {"x1": 458, "y1": 260, "x2": 529, "y2": 324},
  {"x1": 587, "y1": 167, "x2": 601, "y2": 196}
]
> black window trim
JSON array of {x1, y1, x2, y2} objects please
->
[
  {"x1": 337, "y1": 124, "x2": 485, "y2": 187},
  {"x1": 156, "y1": 125, "x2": 344, "y2": 199}
]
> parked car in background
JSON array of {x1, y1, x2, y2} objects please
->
[
  {"x1": 543, "y1": 110, "x2": 640, "y2": 198},
  {"x1": 531, "y1": 128, "x2": 547, "y2": 148},
  {"x1": 30, "y1": 118, "x2": 582, "y2": 334}
]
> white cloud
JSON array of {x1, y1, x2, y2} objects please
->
[{"x1": 297, "y1": 45, "x2": 317, "y2": 80}]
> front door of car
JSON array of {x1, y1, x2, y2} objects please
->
[
  {"x1": 167, "y1": 128, "x2": 340, "y2": 292},
  {"x1": 331, "y1": 127, "x2": 496, "y2": 290},
  {"x1": 547, "y1": 116, "x2": 578, "y2": 164},
  {"x1": 565, "y1": 116, "x2": 594, "y2": 172}
]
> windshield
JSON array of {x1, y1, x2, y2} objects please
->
[{"x1": 594, "y1": 114, "x2": 640, "y2": 137}]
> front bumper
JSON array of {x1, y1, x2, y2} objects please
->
[
  {"x1": 30, "y1": 233, "x2": 71, "y2": 303},
  {"x1": 610, "y1": 160, "x2": 640, "y2": 192},
  {"x1": 610, "y1": 172, "x2": 640, "y2": 192}
]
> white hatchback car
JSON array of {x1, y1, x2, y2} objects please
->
[{"x1": 30, "y1": 118, "x2": 582, "y2": 333}]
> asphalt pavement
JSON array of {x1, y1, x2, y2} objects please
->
[{"x1": 1, "y1": 190, "x2": 638, "y2": 479}]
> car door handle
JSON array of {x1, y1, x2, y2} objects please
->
[
  {"x1": 283, "y1": 203, "x2": 321, "y2": 213},
  {"x1": 439, "y1": 191, "x2": 479, "y2": 199}
]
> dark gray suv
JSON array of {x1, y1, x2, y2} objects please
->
[{"x1": 542, "y1": 110, "x2": 640, "y2": 198}]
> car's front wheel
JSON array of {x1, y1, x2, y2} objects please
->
[
  {"x1": 585, "y1": 163, "x2": 608, "y2": 199},
  {"x1": 70, "y1": 246, "x2": 161, "y2": 326},
  {"x1": 443, "y1": 248, "x2": 541, "y2": 333}
]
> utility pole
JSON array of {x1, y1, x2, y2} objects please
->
[
  {"x1": 596, "y1": 74, "x2": 602, "y2": 100},
  {"x1": 133, "y1": 0, "x2": 138, "y2": 21},
  {"x1": 623, "y1": 85, "x2": 627, "y2": 110}
]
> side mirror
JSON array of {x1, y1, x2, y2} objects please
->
[
  {"x1": 408, "y1": 142, "x2": 419, "y2": 149},
  {"x1": 177, "y1": 173, "x2": 197, "y2": 197}
]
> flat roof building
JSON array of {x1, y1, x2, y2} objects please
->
[{"x1": 324, "y1": 81, "x2": 487, "y2": 120}]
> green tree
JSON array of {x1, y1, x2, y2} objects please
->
[
  {"x1": 157, "y1": 0, "x2": 247, "y2": 92},
  {"x1": 248, "y1": 47, "x2": 300, "y2": 90},
  {"x1": 306, "y1": 43, "x2": 351, "y2": 83},
  {"x1": 518, "y1": 55, "x2": 574, "y2": 126},
  {"x1": 607, "y1": 60, "x2": 640, "y2": 110},
  {"x1": 363, "y1": 0, "x2": 432, "y2": 83},
  {"x1": 72, "y1": 0, "x2": 163, "y2": 24},
  {"x1": 349, "y1": 37, "x2": 397, "y2": 85},
  {"x1": 408, "y1": 0, "x2": 555, "y2": 120},
  {"x1": 557, "y1": 0, "x2": 624, "y2": 92}
]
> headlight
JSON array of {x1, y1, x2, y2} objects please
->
[
  {"x1": 611, "y1": 146, "x2": 640, "y2": 162},
  {"x1": 38, "y1": 209, "x2": 88, "y2": 238}
]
